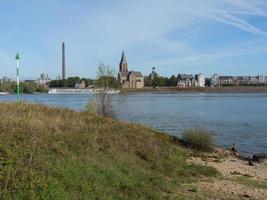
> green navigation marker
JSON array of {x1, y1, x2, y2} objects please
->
[{"x1": 15, "y1": 52, "x2": 20, "y2": 102}]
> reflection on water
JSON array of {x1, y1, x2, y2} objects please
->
[{"x1": 0, "y1": 93, "x2": 266, "y2": 155}]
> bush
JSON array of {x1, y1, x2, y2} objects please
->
[
  {"x1": 182, "y1": 129, "x2": 214, "y2": 152},
  {"x1": 86, "y1": 93, "x2": 116, "y2": 118}
]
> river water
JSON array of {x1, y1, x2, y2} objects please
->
[{"x1": 0, "y1": 93, "x2": 266, "y2": 156}]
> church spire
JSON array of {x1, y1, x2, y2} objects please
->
[
  {"x1": 119, "y1": 50, "x2": 128, "y2": 72},
  {"x1": 121, "y1": 50, "x2": 127, "y2": 63}
]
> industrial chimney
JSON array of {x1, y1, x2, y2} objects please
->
[{"x1": 62, "y1": 42, "x2": 66, "y2": 80}]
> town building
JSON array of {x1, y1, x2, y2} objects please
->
[
  {"x1": 211, "y1": 74, "x2": 219, "y2": 86},
  {"x1": 258, "y1": 75, "x2": 265, "y2": 83},
  {"x1": 177, "y1": 74, "x2": 205, "y2": 87},
  {"x1": 211, "y1": 74, "x2": 267, "y2": 86},
  {"x1": 0, "y1": 76, "x2": 11, "y2": 83},
  {"x1": 118, "y1": 51, "x2": 144, "y2": 89},
  {"x1": 195, "y1": 74, "x2": 205, "y2": 87},
  {"x1": 75, "y1": 80, "x2": 86, "y2": 89},
  {"x1": 177, "y1": 74, "x2": 194, "y2": 87},
  {"x1": 37, "y1": 73, "x2": 51, "y2": 85}
]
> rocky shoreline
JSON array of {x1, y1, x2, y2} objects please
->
[{"x1": 188, "y1": 147, "x2": 267, "y2": 199}]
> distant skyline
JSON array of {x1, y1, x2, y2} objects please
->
[{"x1": 0, "y1": 0, "x2": 267, "y2": 79}]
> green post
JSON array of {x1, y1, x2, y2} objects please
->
[{"x1": 15, "y1": 53, "x2": 20, "y2": 102}]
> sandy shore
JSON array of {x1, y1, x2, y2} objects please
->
[{"x1": 188, "y1": 148, "x2": 267, "y2": 199}]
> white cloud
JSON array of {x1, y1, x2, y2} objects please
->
[
  {"x1": 1, "y1": 0, "x2": 267, "y2": 77},
  {"x1": 174, "y1": 0, "x2": 267, "y2": 36}
]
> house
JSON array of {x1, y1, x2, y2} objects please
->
[
  {"x1": 37, "y1": 73, "x2": 51, "y2": 85},
  {"x1": 75, "y1": 80, "x2": 86, "y2": 89},
  {"x1": 177, "y1": 74, "x2": 195, "y2": 87},
  {"x1": 195, "y1": 74, "x2": 205, "y2": 87},
  {"x1": 177, "y1": 73, "x2": 205, "y2": 87}
]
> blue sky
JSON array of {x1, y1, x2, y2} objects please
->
[{"x1": 0, "y1": 0, "x2": 267, "y2": 79}]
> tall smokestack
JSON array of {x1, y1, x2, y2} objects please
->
[{"x1": 62, "y1": 42, "x2": 66, "y2": 80}]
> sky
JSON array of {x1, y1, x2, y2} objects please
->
[{"x1": 0, "y1": 0, "x2": 267, "y2": 79}]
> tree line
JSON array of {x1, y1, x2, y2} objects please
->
[
  {"x1": 0, "y1": 81, "x2": 48, "y2": 93},
  {"x1": 49, "y1": 77, "x2": 96, "y2": 88},
  {"x1": 144, "y1": 75, "x2": 177, "y2": 87}
]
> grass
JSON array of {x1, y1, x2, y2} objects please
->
[
  {"x1": 0, "y1": 103, "x2": 219, "y2": 199},
  {"x1": 182, "y1": 129, "x2": 214, "y2": 152}
]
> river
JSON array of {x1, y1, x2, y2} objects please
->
[{"x1": 0, "y1": 92, "x2": 266, "y2": 156}]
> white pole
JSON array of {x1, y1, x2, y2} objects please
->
[{"x1": 15, "y1": 53, "x2": 20, "y2": 102}]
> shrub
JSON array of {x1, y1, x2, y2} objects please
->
[
  {"x1": 86, "y1": 93, "x2": 116, "y2": 118},
  {"x1": 182, "y1": 129, "x2": 214, "y2": 152}
]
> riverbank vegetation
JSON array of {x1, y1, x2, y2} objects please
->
[
  {"x1": 0, "y1": 103, "x2": 223, "y2": 199},
  {"x1": 0, "y1": 81, "x2": 48, "y2": 93},
  {"x1": 182, "y1": 129, "x2": 214, "y2": 152},
  {"x1": 144, "y1": 75, "x2": 177, "y2": 87},
  {"x1": 87, "y1": 64, "x2": 121, "y2": 117}
]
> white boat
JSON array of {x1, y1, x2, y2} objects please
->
[
  {"x1": 0, "y1": 92, "x2": 9, "y2": 95},
  {"x1": 93, "y1": 89, "x2": 120, "y2": 94},
  {"x1": 48, "y1": 88, "x2": 94, "y2": 94},
  {"x1": 48, "y1": 88, "x2": 120, "y2": 95}
]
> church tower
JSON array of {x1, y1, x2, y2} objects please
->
[{"x1": 119, "y1": 51, "x2": 128, "y2": 72}]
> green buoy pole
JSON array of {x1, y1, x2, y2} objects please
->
[{"x1": 15, "y1": 53, "x2": 20, "y2": 102}]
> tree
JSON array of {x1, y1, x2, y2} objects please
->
[
  {"x1": 169, "y1": 75, "x2": 177, "y2": 86},
  {"x1": 158, "y1": 77, "x2": 170, "y2": 86},
  {"x1": 49, "y1": 80, "x2": 61, "y2": 87},
  {"x1": 87, "y1": 64, "x2": 119, "y2": 117},
  {"x1": 67, "y1": 77, "x2": 80, "y2": 87},
  {"x1": 22, "y1": 82, "x2": 36, "y2": 94},
  {"x1": 144, "y1": 77, "x2": 152, "y2": 87},
  {"x1": 205, "y1": 79, "x2": 211, "y2": 87},
  {"x1": 152, "y1": 74, "x2": 159, "y2": 88},
  {"x1": 96, "y1": 76, "x2": 120, "y2": 89}
]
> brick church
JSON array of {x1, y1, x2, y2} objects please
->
[{"x1": 118, "y1": 51, "x2": 144, "y2": 89}]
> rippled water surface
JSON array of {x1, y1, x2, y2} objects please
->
[{"x1": 1, "y1": 93, "x2": 266, "y2": 155}]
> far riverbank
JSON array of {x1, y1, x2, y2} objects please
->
[{"x1": 121, "y1": 86, "x2": 267, "y2": 93}]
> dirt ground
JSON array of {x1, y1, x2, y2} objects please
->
[{"x1": 188, "y1": 149, "x2": 267, "y2": 200}]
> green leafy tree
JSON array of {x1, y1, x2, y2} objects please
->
[
  {"x1": 49, "y1": 80, "x2": 61, "y2": 87},
  {"x1": 152, "y1": 75, "x2": 159, "y2": 88},
  {"x1": 169, "y1": 75, "x2": 177, "y2": 86},
  {"x1": 67, "y1": 77, "x2": 80, "y2": 87},
  {"x1": 22, "y1": 82, "x2": 37, "y2": 94},
  {"x1": 158, "y1": 77, "x2": 170, "y2": 86}
]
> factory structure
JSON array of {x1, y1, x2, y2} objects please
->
[{"x1": 62, "y1": 42, "x2": 66, "y2": 80}]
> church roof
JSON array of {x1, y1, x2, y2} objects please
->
[
  {"x1": 177, "y1": 74, "x2": 193, "y2": 80},
  {"x1": 129, "y1": 71, "x2": 143, "y2": 77}
]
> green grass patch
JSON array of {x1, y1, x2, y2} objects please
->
[{"x1": 186, "y1": 164, "x2": 220, "y2": 178}]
